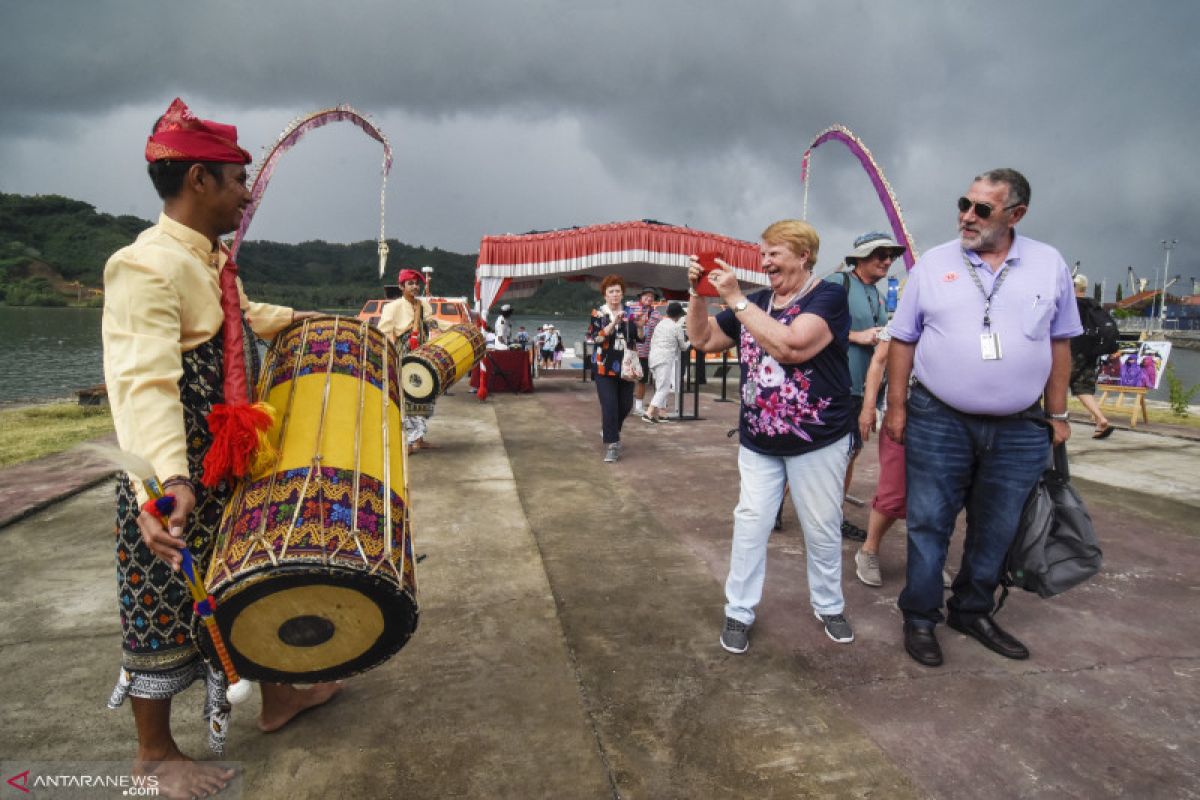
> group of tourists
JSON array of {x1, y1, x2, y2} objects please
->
[
  {"x1": 98, "y1": 94, "x2": 1083, "y2": 798},
  {"x1": 532, "y1": 324, "x2": 565, "y2": 369},
  {"x1": 685, "y1": 168, "x2": 1080, "y2": 669}
]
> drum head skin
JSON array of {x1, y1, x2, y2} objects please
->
[
  {"x1": 401, "y1": 359, "x2": 440, "y2": 401},
  {"x1": 195, "y1": 566, "x2": 419, "y2": 684}
]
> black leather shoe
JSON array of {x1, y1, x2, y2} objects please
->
[
  {"x1": 947, "y1": 614, "x2": 1029, "y2": 660},
  {"x1": 903, "y1": 622, "x2": 943, "y2": 667}
]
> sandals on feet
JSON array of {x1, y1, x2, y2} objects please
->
[{"x1": 1092, "y1": 423, "x2": 1114, "y2": 440}]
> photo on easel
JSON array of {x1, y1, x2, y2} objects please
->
[{"x1": 1096, "y1": 341, "x2": 1171, "y2": 390}]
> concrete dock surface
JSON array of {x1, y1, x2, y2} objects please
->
[{"x1": 1, "y1": 375, "x2": 1197, "y2": 799}]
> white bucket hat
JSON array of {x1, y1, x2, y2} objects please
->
[{"x1": 845, "y1": 231, "x2": 906, "y2": 264}]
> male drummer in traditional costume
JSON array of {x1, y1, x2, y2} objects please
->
[
  {"x1": 103, "y1": 98, "x2": 337, "y2": 798},
  {"x1": 378, "y1": 268, "x2": 439, "y2": 452}
]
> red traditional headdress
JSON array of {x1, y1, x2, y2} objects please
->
[
  {"x1": 145, "y1": 98, "x2": 252, "y2": 164},
  {"x1": 144, "y1": 99, "x2": 271, "y2": 487},
  {"x1": 397, "y1": 268, "x2": 425, "y2": 285}
]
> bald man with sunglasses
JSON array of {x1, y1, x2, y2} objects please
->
[{"x1": 883, "y1": 168, "x2": 1081, "y2": 668}]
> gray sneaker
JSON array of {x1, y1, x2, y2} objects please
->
[
  {"x1": 855, "y1": 548, "x2": 882, "y2": 587},
  {"x1": 815, "y1": 611, "x2": 854, "y2": 643},
  {"x1": 720, "y1": 617, "x2": 750, "y2": 653},
  {"x1": 603, "y1": 444, "x2": 620, "y2": 463}
]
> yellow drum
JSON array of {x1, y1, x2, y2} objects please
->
[
  {"x1": 401, "y1": 322, "x2": 486, "y2": 403},
  {"x1": 196, "y1": 315, "x2": 418, "y2": 683}
]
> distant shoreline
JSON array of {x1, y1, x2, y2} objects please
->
[
  {"x1": 1165, "y1": 333, "x2": 1200, "y2": 352},
  {"x1": 0, "y1": 395, "x2": 81, "y2": 411}
]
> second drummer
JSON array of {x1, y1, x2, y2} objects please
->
[{"x1": 378, "y1": 267, "x2": 440, "y2": 452}]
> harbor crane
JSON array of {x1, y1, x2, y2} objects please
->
[{"x1": 1127, "y1": 265, "x2": 1148, "y2": 295}]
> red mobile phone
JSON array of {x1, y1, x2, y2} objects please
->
[{"x1": 695, "y1": 251, "x2": 723, "y2": 297}]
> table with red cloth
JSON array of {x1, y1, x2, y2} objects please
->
[{"x1": 469, "y1": 349, "x2": 534, "y2": 393}]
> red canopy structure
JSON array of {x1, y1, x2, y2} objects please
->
[{"x1": 474, "y1": 220, "x2": 768, "y2": 316}]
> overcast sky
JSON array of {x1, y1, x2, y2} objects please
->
[{"x1": 1, "y1": 0, "x2": 1195, "y2": 298}]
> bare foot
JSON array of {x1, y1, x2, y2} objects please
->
[
  {"x1": 258, "y1": 682, "x2": 343, "y2": 733},
  {"x1": 415, "y1": 439, "x2": 439, "y2": 450},
  {"x1": 135, "y1": 752, "x2": 235, "y2": 800}
]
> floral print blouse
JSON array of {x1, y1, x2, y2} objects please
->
[
  {"x1": 715, "y1": 283, "x2": 854, "y2": 456},
  {"x1": 588, "y1": 305, "x2": 643, "y2": 379}
]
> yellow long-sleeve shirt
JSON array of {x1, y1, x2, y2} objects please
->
[
  {"x1": 102, "y1": 213, "x2": 294, "y2": 482},
  {"x1": 377, "y1": 295, "x2": 433, "y2": 344}
]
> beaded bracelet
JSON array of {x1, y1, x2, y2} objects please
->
[{"x1": 162, "y1": 475, "x2": 195, "y2": 493}]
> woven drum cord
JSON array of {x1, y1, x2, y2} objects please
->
[{"x1": 280, "y1": 317, "x2": 338, "y2": 561}]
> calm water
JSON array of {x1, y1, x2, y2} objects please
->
[
  {"x1": 509, "y1": 314, "x2": 590, "y2": 355},
  {"x1": 0, "y1": 307, "x2": 105, "y2": 405},
  {"x1": 3, "y1": 307, "x2": 1198, "y2": 405}
]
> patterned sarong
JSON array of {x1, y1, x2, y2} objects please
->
[
  {"x1": 400, "y1": 329, "x2": 433, "y2": 444},
  {"x1": 107, "y1": 326, "x2": 259, "y2": 754}
]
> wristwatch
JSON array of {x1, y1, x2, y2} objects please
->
[
  {"x1": 733, "y1": 300, "x2": 749, "y2": 313},
  {"x1": 1046, "y1": 411, "x2": 1069, "y2": 421}
]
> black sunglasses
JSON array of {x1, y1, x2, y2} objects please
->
[{"x1": 957, "y1": 196, "x2": 1022, "y2": 219}]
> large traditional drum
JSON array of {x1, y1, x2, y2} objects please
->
[
  {"x1": 195, "y1": 315, "x2": 418, "y2": 683},
  {"x1": 401, "y1": 322, "x2": 486, "y2": 403}
]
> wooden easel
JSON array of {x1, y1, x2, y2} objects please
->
[{"x1": 1096, "y1": 385, "x2": 1149, "y2": 427}]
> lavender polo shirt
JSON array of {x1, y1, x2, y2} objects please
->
[{"x1": 888, "y1": 234, "x2": 1082, "y2": 416}]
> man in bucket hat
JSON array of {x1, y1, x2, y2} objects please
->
[
  {"x1": 825, "y1": 232, "x2": 905, "y2": 542},
  {"x1": 632, "y1": 286, "x2": 663, "y2": 416}
]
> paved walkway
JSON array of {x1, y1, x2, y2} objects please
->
[
  {"x1": 0, "y1": 378, "x2": 1197, "y2": 798},
  {"x1": 0, "y1": 432, "x2": 118, "y2": 528}
]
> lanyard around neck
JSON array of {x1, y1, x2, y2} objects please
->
[
  {"x1": 961, "y1": 251, "x2": 1010, "y2": 330},
  {"x1": 852, "y1": 270, "x2": 883, "y2": 323}
]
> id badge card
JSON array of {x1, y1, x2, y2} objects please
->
[{"x1": 980, "y1": 332, "x2": 1002, "y2": 360}]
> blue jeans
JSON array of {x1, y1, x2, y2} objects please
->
[
  {"x1": 898, "y1": 384, "x2": 1049, "y2": 627},
  {"x1": 725, "y1": 435, "x2": 852, "y2": 625}
]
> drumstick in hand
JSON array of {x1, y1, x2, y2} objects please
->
[
  {"x1": 84, "y1": 444, "x2": 254, "y2": 705},
  {"x1": 146, "y1": 492, "x2": 251, "y2": 705}
]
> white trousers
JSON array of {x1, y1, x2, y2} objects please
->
[
  {"x1": 724, "y1": 434, "x2": 852, "y2": 624},
  {"x1": 648, "y1": 359, "x2": 676, "y2": 409}
]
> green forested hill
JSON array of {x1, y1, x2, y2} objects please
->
[
  {"x1": 0, "y1": 192, "x2": 478, "y2": 308},
  {"x1": 0, "y1": 192, "x2": 597, "y2": 313},
  {"x1": 236, "y1": 239, "x2": 478, "y2": 309}
]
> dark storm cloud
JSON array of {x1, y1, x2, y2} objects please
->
[{"x1": 2, "y1": 0, "x2": 1196, "y2": 290}]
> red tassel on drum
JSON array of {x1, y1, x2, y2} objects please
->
[
  {"x1": 201, "y1": 401, "x2": 277, "y2": 488},
  {"x1": 200, "y1": 249, "x2": 277, "y2": 488}
]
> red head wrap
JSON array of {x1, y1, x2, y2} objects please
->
[
  {"x1": 397, "y1": 268, "x2": 426, "y2": 285},
  {"x1": 145, "y1": 98, "x2": 252, "y2": 164}
]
